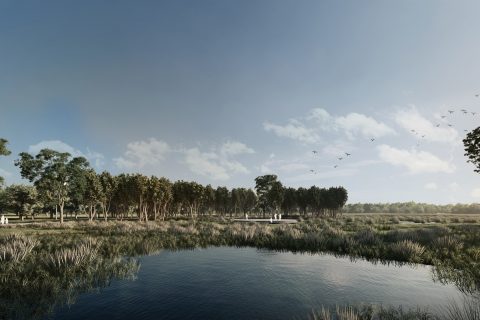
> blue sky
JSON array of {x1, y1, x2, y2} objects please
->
[{"x1": 1, "y1": 0, "x2": 480, "y2": 203}]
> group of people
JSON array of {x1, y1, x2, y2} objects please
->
[
  {"x1": 0, "y1": 215, "x2": 9, "y2": 225},
  {"x1": 269, "y1": 213, "x2": 282, "y2": 223},
  {"x1": 243, "y1": 213, "x2": 283, "y2": 223}
]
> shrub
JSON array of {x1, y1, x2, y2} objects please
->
[{"x1": 391, "y1": 240, "x2": 425, "y2": 262}]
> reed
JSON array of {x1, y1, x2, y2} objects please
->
[{"x1": 0, "y1": 234, "x2": 38, "y2": 263}]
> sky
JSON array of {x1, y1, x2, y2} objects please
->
[{"x1": 1, "y1": 0, "x2": 480, "y2": 204}]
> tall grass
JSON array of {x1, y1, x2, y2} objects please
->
[
  {"x1": 443, "y1": 296, "x2": 480, "y2": 320},
  {"x1": 0, "y1": 234, "x2": 38, "y2": 263}
]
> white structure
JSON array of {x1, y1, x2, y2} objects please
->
[
  {"x1": 4, "y1": 217, "x2": 8, "y2": 225},
  {"x1": 0, "y1": 215, "x2": 4, "y2": 225},
  {"x1": 279, "y1": 214, "x2": 282, "y2": 220}
]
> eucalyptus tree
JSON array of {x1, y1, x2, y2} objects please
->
[
  {"x1": 231, "y1": 188, "x2": 243, "y2": 217},
  {"x1": 157, "y1": 177, "x2": 173, "y2": 220},
  {"x1": 202, "y1": 184, "x2": 216, "y2": 216},
  {"x1": 172, "y1": 181, "x2": 188, "y2": 216},
  {"x1": 267, "y1": 181, "x2": 284, "y2": 215},
  {"x1": 254, "y1": 174, "x2": 280, "y2": 217},
  {"x1": 308, "y1": 186, "x2": 323, "y2": 216},
  {"x1": 296, "y1": 187, "x2": 309, "y2": 216},
  {"x1": 148, "y1": 176, "x2": 172, "y2": 221},
  {"x1": 215, "y1": 186, "x2": 230, "y2": 216},
  {"x1": 112, "y1": 174, "x2": 135, "y2": 220},
  {"x1": 98, "y1": 171, "x2": 118, "y2": 221},
  {"x1": 464, "y1": 127, "x2": 480, "y2": 173},
  {"x1": 5, "y1": 184, "x2": 41, "y2": 220},
  {"x1": 15, "y1": 149, "x2": 90, "y2": 223},
  {"x1": 326, "y1": 186, "x2": 348, "y2": 216},
  {"x1": 244, "y1": 189, "x2": 257, "y2": 215},
  {"x1": 281, "y1": 187, "x2": 298, "y2": 214},
  {"x1": 130, "y1": 174, "x2": 149, "y2": 221},
  {"x1": 83, "y1": 170, "x2": 104, "y2": 221},
  {"x1": 185, "y1": 181, "x2": 204, "y2": 217}
]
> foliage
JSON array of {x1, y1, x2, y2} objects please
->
[
  {"x1": 464, "y1": 127, "x2": 480, "y2": 173},
  {"x1": 4, "y1": 184, "x2": 41, "y2": 219},
  {"x1": 14, "y1": 149, "x2": 89, "y2": 223}
]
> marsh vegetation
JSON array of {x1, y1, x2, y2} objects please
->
[{"x1": 2, "y1": 216, "x2": 480, "y2": 319}]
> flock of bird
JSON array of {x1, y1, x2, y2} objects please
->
[{"x1": 308, "y1": 94, "x2": 479, "y2": 175}]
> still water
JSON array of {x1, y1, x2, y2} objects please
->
[{"x1": 50, "y1": 247, "x2": 459, "y2": 319}]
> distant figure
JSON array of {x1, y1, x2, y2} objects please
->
[
  {"x1": 5, "y1": 217, "x2": 8, "y2": 225},
  {"x1": 245, "y1": 214, "x2": 249, "y2": 220},
  {"x1": 279, "y1": 214, "x2": 282, "y2": 220},
  {"x1": 270, "y1": 217, "x2": 273, "y2": 223},
  {"x1": 274, "y1": 213, "x2": 277, "y2": 220},
  {"x1": 0, "y1": 215, "x2": 4, "y2": 225}
]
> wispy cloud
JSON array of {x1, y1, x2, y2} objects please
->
[
  {"x1": 114, "y1": 138, "x2": 170, "y2": 169},
  {"x1": 182, "y1": 141, "x2": 254, "y2": 181},
  {"x1": 263, "y1": 108, "x2": 394, "y2": 144},
  {"x1": 378, "y1": 144, "x2": 455, "y2": 174},
  {"x1": 263, "y1": 119, "x2": 321, "y2": 144},
  {"x1": 394, "y1": 106, "x2": 459, "y2": 144},
  {"x1": 335, "y1": 113, "x2": 396, "y2": 139}
]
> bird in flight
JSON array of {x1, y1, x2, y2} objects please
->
[
  {"x1": 333, "y1": 165, "x2": 338, "y2": 168},
  {"x1": 421, "y1": 135, "x2": 426, "y2": 138},
  {"x1": 312, "y1": 150, "x2": 318, "y2": 154},
  {"x1": 338, "y1": 157, "x2": 343, "y2": 160},
  {"x1": 448, "y1": 124, "x2": 453, "y2": 127},
  {"x1": 475, "y1": 94, "x2": 479, "y2": 97},
  {"x1": 345, "y1": 152, "x2": 351, "y2": 156},
  {"x1": 464, "y1": 129, "x2": 468, "y2": 132},
  {"x1": 441, "y1": 115, "x2": 446, "y2": 119},
  {"x1": 448, "y1": 110, "x2": 454, "y2": 114},
  {"x1": 309, "y1": 169, "x2": 316, "y2": 174},
  {"x1": 472, "y1": 112, "x2": 477, "y2": 116},
  {"x1": 370, "y1": 138, "x2": 375, "y2": 142},
  {"x1": 461, "y1": 109, "x2": 468, "y2": 114},
  {"x1": 435, "y1": 124, "x2": 440, "y2": 127}
]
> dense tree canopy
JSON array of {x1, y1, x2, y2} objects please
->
[
  {"x1": 4, "y1": 184, "x2": 41, "y2": 219},
  {"x1": 14, "y1": 149, "x2": 90, "y2": 223},
  {"x1": 464, "y1": 127, "x2": 480, "y2": 173}
]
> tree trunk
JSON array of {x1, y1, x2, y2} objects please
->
[{"x1": 60, "y1": 202, "x2": 64, "y2": 224}]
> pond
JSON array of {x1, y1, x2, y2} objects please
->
[{"x1": 47, "y1": 247, "x2": 461, "y2": 319}]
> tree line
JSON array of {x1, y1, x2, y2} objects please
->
[
  {"x1": 344, "y1": 202, "x2": 480, "y2": 214},
  {"x1": 0, "y1": 143, "x2": 348, "y2": 222}
]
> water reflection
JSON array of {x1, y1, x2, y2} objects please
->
[
  {"x1": 0, "y1": 256, "x2": 139, "y2": 320},
  {"x1": 0, "y1": 236, "x2": 479, "y2": 319}
]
